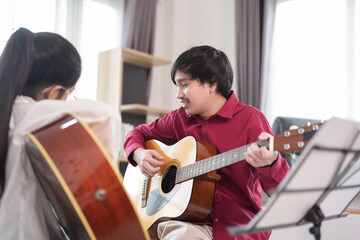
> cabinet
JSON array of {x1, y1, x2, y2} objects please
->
[
  {"x1": 97, "y1": 47, "x2": 171, "y2": 114},
  {"x1": 97, "y1": 47, "x2": 171, "y2": 168}
]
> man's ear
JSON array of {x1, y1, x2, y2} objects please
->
[
  {"x1": 45, "y1": 85, "x2": 63, "y2": 99},
  {"x1": 209, "y1": 75, "x2": 218, "y2": 93},
  {"x1": 210, "y1": 82, "x2": 218, "y2": 94}
]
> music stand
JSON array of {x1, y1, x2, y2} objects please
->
[{"x1": 227, "y1": 117, "x2": 360, "y2": 240}]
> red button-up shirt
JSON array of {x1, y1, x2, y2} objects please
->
[{"x1": 124, "y1": 92, "x2": 289, "y2": 240}]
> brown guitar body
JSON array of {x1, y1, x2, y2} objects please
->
[
  {"x1": 25, "y1": 113, "x2": 148, "y2": 240},
  {"x1": 148, "y1": 172, "x2": 221, "y2": 240},
  {"x1": 174, "y1": 139, "x2": 220, "y2": 221}
]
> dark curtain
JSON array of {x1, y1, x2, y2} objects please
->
[
  {"x1": 122, "y1": 0, "x2": 157, "y2": 103},
  {"x1": 235, "y1": 0, "x2": 277, "y2": 111}
]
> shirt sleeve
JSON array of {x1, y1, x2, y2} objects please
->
[
  {"x1": 256, "y1": 153, "x2": 290, "y2": 195},
  {"x1": 246, "y1": 110, "x2": 290, "y2": 196},
  {"x1": 123, "y1": 110, "x2": 178, "y2": 166},
  {"x1": 72, "y1": 101, "x2": 122, "y2": 164}
]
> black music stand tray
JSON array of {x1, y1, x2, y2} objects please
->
[{"x1": 227, "y1": 117, "x2": 360, "y2": 240}]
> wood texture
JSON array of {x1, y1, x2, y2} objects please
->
[
  {"x1": 123, "y1": 136, "x2": 218, "y2": 234},
  {"x1": 26, "y1": 114, "x2": 148, "y2": 240}
]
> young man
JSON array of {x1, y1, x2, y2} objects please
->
[{"x1": 124, "y1": 45, "x2": 290, "y2": 240}]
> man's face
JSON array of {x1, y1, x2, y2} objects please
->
[{"x1": 175, "y1": 71, "x2": 216, "y2": 118}]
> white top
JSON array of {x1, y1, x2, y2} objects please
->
[{"x1": 0, "y1": 96, "x2": 121, "y2": 239}]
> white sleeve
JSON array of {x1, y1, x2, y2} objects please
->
[{"x1": 14, "y1": 99, "x2": 122, "y2": 164}]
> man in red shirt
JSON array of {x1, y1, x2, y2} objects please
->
[{"x1": 124, "y1": 45, "x2": 290, "y2": 240}]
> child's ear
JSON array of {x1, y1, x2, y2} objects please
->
[{"x1": 42, "y1": 85, "x2": 63, "y2": 100}]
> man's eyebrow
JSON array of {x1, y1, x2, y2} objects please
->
[
  {"x1": 176, "y1": 78, "x2": 192, "y2": 82},
  {"x1": 175, "y1": 79, "x2": 185, "y2": 84}
]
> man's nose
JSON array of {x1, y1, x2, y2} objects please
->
[{"x1": 176, "y1": 87, "x2": 184, "y2": 99}]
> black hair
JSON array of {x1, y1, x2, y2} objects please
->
[
  {"x1": 0, "y1": 28, "x2": 81, "y2": 197},
  {"x1": 171, "y1": 45, "x2": 233, "y2": 98}
]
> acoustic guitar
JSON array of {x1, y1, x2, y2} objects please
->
[
  {"x1": 123, "y1": 122, "x2": 322, "y2": 236},
  {"x1": 25, "y1": 113, "x2": 149, "y2": 240}
]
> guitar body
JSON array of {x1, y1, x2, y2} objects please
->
[
  {"x1": 25, "y1": 113, "x2": 148, "y2": 240},
  {"x1": 123, "y1": 136, "x2": 220, "y2": 235}
]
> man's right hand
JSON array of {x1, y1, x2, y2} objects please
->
[{"x1": 133, "y1": 148, "x2": 164, "y2": 178}]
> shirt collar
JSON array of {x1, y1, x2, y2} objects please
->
[
  {"x1": 215, "y1": 91, "x2": 239, "y2": 119},
  {"x1": 14, "y1": 95, "x2": 35, "y2": 104},
  {"x1": 9, "y1": 96, "x2": 35, "y2": 130},
  {"x1": 184, "y1": 91, "x2": 239, "y2": 120}
]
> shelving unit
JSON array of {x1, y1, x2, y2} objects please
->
[
  {"x1": 122, "y1": 47, "x2": 170, "y2": 68},
  {"x1": 121, "y1": 103, "x2": 169, "y2": 117},
  {"x1": 97, "y1": 46, "x2": 171, "y2": 116},
  {"x1": 97, "y1": 47, "x2": 171, "y2": 168}
]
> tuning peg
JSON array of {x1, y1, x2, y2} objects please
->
[{"x1": 289, "y1": 125, "x2": 298, "y2": 130}]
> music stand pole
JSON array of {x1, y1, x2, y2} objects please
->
[{"x1": 304, "y1": 204, "x2": 324, "y2": 240}]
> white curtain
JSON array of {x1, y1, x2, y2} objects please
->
[
  {"x1": 0, "y1": 0, "x2": 57, "y2": 52},
  {"x1": 0, "y1": 0, "x2": 124, "y2": 101},
  {"x1": 265, "y1": 0, "x2": 360, "y2": 124}
]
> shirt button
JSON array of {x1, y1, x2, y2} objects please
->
[{"x1": 214, "y1": 218, "x2": 219, "y2": 222}]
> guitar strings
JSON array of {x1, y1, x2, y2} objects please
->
[
  {"x1": 145, "y1": 140, "x2": 259, "y2": 186},
  {"x1": 144, "y1": 147, "x2": 248, "y2": 190}
]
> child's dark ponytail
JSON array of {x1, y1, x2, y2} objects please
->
[{"x1": 0, "y1": 28, "x2": 35, "y2": 197}]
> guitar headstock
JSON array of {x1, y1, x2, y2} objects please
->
[{"x1": 273, "y1": 122, "x2": 323, "y2": 154}]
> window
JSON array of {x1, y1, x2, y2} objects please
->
[
  {"x1": 265, "y1": 0, "x2": 360, "y2": 124},
  {"x1": 0, "y1": 0, "x2": 124, "y2": 101},
  {"x1": 78, "y1": 0, "x2": 124, "y2": 100},
  {"x1": 0, "y1": 0, "x2": 56, "y2": 52}
]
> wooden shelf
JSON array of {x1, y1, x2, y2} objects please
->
[
  {"x1": 122, "y1": 47, "x2": 171, "y2": 69},
  {"x1": 97, "y1": 46, "x2": 171, "y2": 119},
  {"x1": 121, "y1": 104, "x2": 170, "y2": 117},
  {"x1": 345, "y1": 209, "x2": 360, "y2": 214}
]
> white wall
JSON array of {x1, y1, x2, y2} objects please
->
[{"x1": 149, "y1": 0, "x2": 236, "y2": 112}]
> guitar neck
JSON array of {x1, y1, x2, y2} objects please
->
[{"x1": 175, "y1": 139, "x2": 271, "y2": 183}]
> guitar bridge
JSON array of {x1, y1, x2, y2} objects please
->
[{"x1": 141, "y1": 178, "x2": 150, "y2": 208}]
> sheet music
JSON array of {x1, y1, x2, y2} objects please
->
[{"x1": 228, "y1": 117, "x2": 360, "y2": 237}]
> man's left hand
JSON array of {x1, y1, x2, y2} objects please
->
[{"x1": 244, "y1": 132, "x2": 278, "y2": 168}]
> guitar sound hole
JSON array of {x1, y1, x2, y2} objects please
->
[{"x1": 161, "y1": 165, "x2": 177, "y2": 193}]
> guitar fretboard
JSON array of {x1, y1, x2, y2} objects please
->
[{"x1": 175, "y1": 139, "x2": 269, "y2": 183}]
